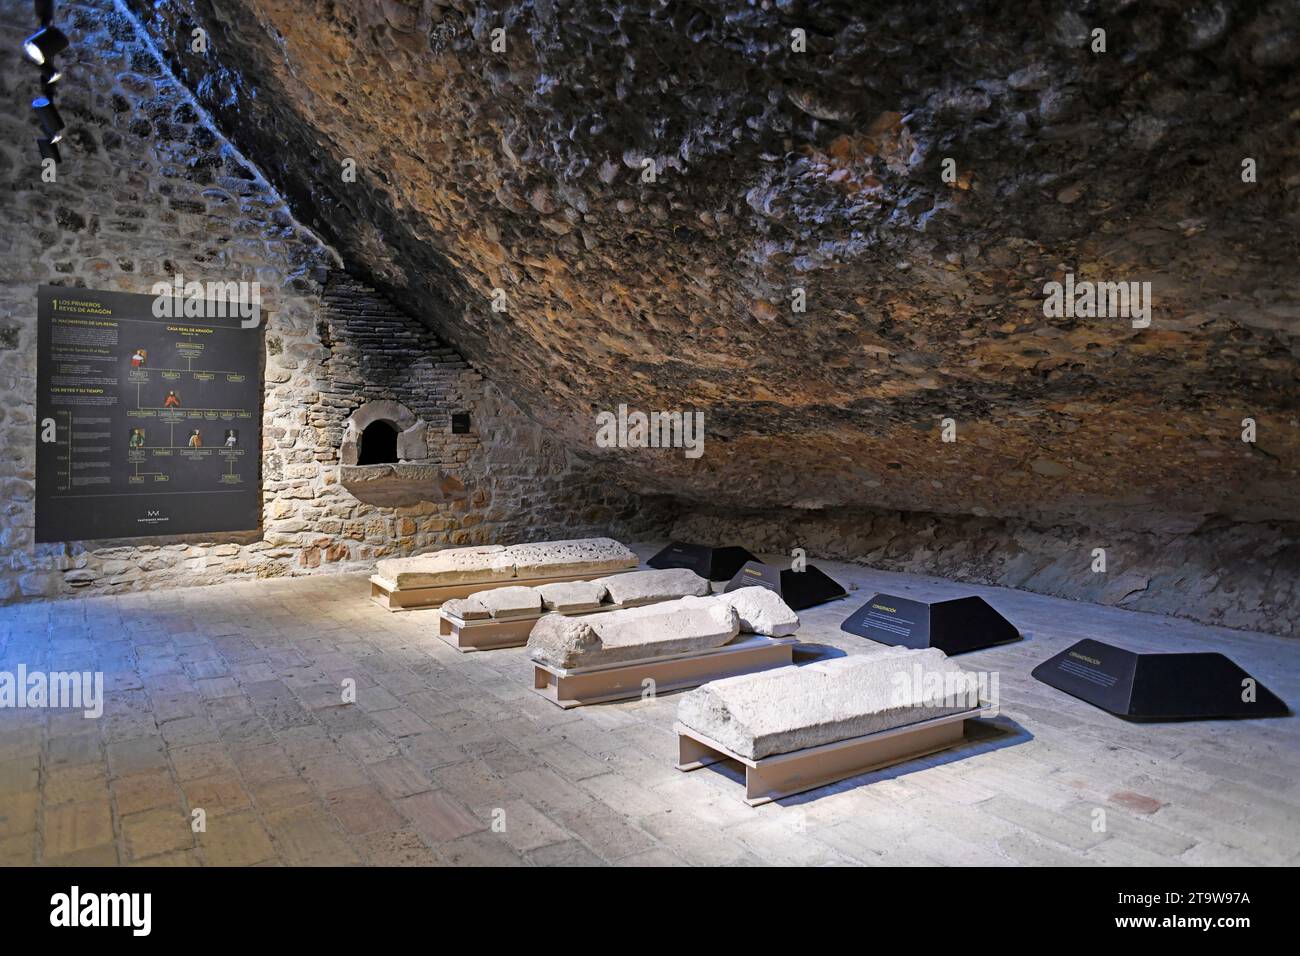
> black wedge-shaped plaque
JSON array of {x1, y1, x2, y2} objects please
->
[
  {"x1": 1031, "y1": 639, "x2": 1289, "y2": 721},
  {"x1": 646, "y1": 542, "x2": 761, "y2": 581},
  {"x1": 723, "y1": 560, "x2": 847, "y2": 611},
  {"x1": 840, "y1": 593, "x2": 1021, "y2": 655}
]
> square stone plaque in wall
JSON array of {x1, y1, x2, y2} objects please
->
[{"x1": 451, "y1": 412, "x2": 470, "y2": 434}]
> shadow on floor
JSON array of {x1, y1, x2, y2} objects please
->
[
  {"x1": 791, "y1": 642, "x2": 847, "y2": 663},
  {"x1": 689, "y1": 713, "x2": 1032, "y2": 808}
]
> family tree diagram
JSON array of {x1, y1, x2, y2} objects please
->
[
  {"x1": 124, "y1": 336, "x2": 253, "y2": 486},
  {"x1": 36, "y1": 287, "x2": 262, "y2": 542}
]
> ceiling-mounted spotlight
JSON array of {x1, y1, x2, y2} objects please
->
[
  {"x1": 40, "y1": 62, "x2": 62, "y2": 87},
  {"x1": 36, "y1": 136, "x2": 60, "y2": 163},
  {"x1": 35, "y1": 1, "x2": 56, "y2": 27},
  {"x1": 23, "y1": 25, "x2": 68, "y2": 65},
  {"x1": 32, "y1": 97, "x2": 64, "y2": 142}
]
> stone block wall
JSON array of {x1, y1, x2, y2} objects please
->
[
  {"x1": 314, "y1": 273, "x2": 482, "y2": 473},
  {"x1": 0, "y1": 0, "x2": 660, "y2": 602}
]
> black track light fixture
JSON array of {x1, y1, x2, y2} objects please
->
[
  {"x1": 32, "y1": 96, "x2": 64, "y2": 142},
  {"x1": 23, "y1": 25, "x2": 68, "y2": 65},
  {"x1": 36, "y1": 136, "x2": 61, "y2": 163},
  {"x1": 28, "y1": 3, "x2": 69, "y2": 165}
]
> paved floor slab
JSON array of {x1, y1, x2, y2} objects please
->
[{"x1": 0, "y1": 543, "x2": 1295, "y2": 866}]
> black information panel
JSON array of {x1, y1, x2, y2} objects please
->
[
  {"x1": 842, "y1": 594, "x2": 931, "y2": 646},
  {"x1": 35, "y1": 286, "x2": 262, "y2": 542},
  {"x1": 840, "y1": 593, "x2": 1021, "y2": 655},
  {"x1": 1032, "y1": 638, "x2": 1289, "y2": 721},
  {"x1": 723, "y1": 560, "x2": 847, "y2": 611},
  {"x1": 647, "y1": 542, "x2": 761, "y2": 581}
]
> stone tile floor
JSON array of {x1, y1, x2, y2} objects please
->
[{"x1": 1, "y1": 543, "x2": 1297, "y2": 866}]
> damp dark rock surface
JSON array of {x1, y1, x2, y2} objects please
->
[{"x1": 125, "y1": 2, "x2": 1297, "y2": 533}]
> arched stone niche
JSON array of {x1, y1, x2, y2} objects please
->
[
  {"x1": 340, "y1": 400, "x2": 426, "y2": 465},
  {"x1": 338, "y1": 400, "x2": 463, "y2": 508}
]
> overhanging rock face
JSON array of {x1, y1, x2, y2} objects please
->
[{"x1": 126, "y1": 0, "x2": 1299, "y2": 531}]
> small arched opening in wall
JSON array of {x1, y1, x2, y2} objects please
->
[
  {"x1": 340, "y1": 400, "x2": 424, "y2": 466},
  {"x1": 357, "y1": 420, "x2": 399, "y2": 465},
  {"x1": 339, "y1": 400, "x2": 462, "y2": 508}
]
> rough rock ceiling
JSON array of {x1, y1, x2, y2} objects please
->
[{"x1": 127, "y1": 0, "x2": 1299, "y2": 530}]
